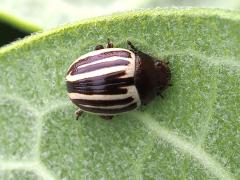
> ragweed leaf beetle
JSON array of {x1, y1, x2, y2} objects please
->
[{"x1": 66, "y1": 39, "x2": 171, "y2": 120}]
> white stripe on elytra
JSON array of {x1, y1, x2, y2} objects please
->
[
  {"x1": 68, "y1": 92, "x2": 129, "y2": 100},
  {"x1": 66, "y1": 65, "x2": 134, "y2": 82},
  {"x1": 76, "y1": 86, "x2": 140, "y2": 116},
  {"x1": 74, "y1": 56, "x2": 131, "y2": 69},
  {"x1": 67, "y1": 48, "x2": 135, "y2": 72},
  {"x1": 68, "y1": 85, "x2": 141, "y2": 106},
  {"x1": 79, "y1": 101, "x2": 136, "y2": 109}
]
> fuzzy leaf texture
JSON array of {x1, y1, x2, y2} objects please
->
[{"x1": 0, "y1": 9, "x2": 240, "y2": 180}]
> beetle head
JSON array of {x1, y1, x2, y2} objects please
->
[{"x1": 154, "y1": 60, "x2": 171, "y2": 93}]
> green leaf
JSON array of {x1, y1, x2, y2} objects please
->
[
  {"x1": 2, "y1": 0, "x2": 239, "y2": 30},
  {"x1": 0, "y1": 8, "x2": 240, "y2": 179},
  {"x1": 0, "y1": 12, "x2": 41, "y2": 47},
  {"x1": 142, "y1": 0, "x2": 240, "y2": 9},
  {"x1": 0, "y1": 0, "x2": 142, "y2": 29}
]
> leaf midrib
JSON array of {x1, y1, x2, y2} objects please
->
[
  {"x1": 0, "y1": 160, "x2": 54, "y2": 180},
  {"x1": 135, "y1": 113, "x2": 235, "y2": 180}
]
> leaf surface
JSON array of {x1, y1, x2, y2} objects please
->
[{"x1": 0, "y1": 8, "x2": 240, "y2": 179}]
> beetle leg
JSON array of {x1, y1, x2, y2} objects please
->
[
  {"x1": 159, "y1": 94, "x2": 164, "y2": 99},
  {"x1": 75, "y1": 109, "x2": 83, "y2": 120},
  {"x1": 95, "y1": 45, "x2": 104, "y2": 50},
  {"x1": 107, "y1": 38, "x2": 114, "y2": 48},
  {"x1": 157, "y1": 91, "x2": 164, "y2": 98},
  {"x1": 127, "y1": 40, "x2": 138, "y2": 52},
  {"x1": 99, "y1": 115, "x2": 113, "y2": 120}
]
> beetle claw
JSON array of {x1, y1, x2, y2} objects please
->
[
  {"x1": 159, "y1": 94, "x2": 164, "y2": 99},
  {"x1": 75, "y1": 109, "x2": 83, "y2": 120},
  {"x1": 157, "y1": 91, "x2": 164, "y2": 98}
]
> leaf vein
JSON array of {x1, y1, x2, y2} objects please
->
[{"x1": 134, "y1": 113, "x2": 235, "y2": 180}]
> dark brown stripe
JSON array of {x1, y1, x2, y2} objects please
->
[
  {"x1": 67, "y1": 79, "x2": 134, "y2": 90},
  {"x1": 71, "y1": 60, "x2": 130, "y2": 75},
  {"x1": 71, "y1": 97, "x2": 134, "y2": 106},
  {"x1": 68, "y1": 50, "x2": 131, "y2": 74},
  {"x1": 67, "y1": 76, "x2": 134, "y2": 94},
  {"x1": 78, "y1": 102, "x2": 137, "y2": 114},
  {"x1": 67, "y1": 75, "x2": 133, "y2": 87},
  {"x1": 78, "y1": 88, "x2": 127, "y2": 95}
]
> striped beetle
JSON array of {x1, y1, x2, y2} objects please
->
[{"x1": 66, "y1": 40, "x2": 171, "y2": 120}]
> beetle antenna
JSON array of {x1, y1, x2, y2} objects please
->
[
  {"x1": 107, "y1": 38, "x2": 113, "y2": 48},
  {"x1": 127, "y1": 40, "x2": 138, "y2": 52}
]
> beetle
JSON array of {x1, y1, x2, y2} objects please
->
[{"x1": 66, "y1": 39, "x2": 171, "y2": 120}]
